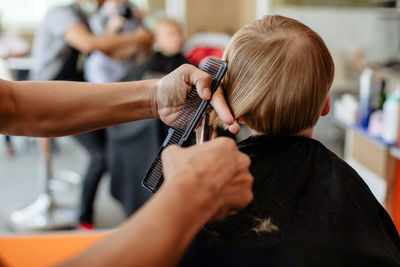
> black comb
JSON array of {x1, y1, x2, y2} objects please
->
[{"x1": 142, "y1": 58, "x2": 227, "y2": 193}]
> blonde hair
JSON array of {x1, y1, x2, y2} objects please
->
[
  {"x1": 209, "y1": 15, "x2": 334, "y2": 136},
  {"x1": 153, "y1": 18, "x2": 182, "y2": 35}
]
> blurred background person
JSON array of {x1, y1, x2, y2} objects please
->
[
  {"x1": 28, "y1": 0, "x2": 152, "y2": 231},
  {"x1": 84, "y1": 0, "x2": 145, "y2": 83},
  {"x1": 107, "y1": 18, "x2": 188, "y2": 216},
  {"x1": 0, "y1": 26, "x2": 29, "y2": 59},
  {"x1": 0, "y1": 20, "x2": 29, "y2": 157},
  {"x1": 30, "y1": 0, "x2": 151, "y2": 82},
  {"x1": 77, "y1": 0, "x2": 148, "y2": 230}
]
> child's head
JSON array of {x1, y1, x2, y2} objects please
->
[
  {"x1": 154, "y1": 18, "x2": 184, "y2": 56},
  {"x1": 210, "y1": 15, "x2": 334, "y2": 136}
]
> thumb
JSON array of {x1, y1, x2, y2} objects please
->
[{"x1": 184, "y1": 64, "x2": 213, "y2": 100}]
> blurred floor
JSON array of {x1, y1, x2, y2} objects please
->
[{"x1": 0, "y1": 136, "x2": 125, "y2": 235}]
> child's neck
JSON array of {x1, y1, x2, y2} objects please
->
[
  {"x1": 296, "y1": 128, "x2": 313, "y2": 138},
  {"x1": 249, "y1": 127, "x2": 314, "y2": 138},
  {"x1": 160, "y1": 51, "x2": 179, "y2": 57}
]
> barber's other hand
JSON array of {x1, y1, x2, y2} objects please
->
[
  {"x1": 132, "y1": 27, "x2": 153, "y2": 45},
  {"x1": 153, "y1": 64, "x2": 240, "y2": 134},
  {"x1": 161, "y1": 137, "x2": 253, "y2": 220},
  {"x1": 105, "y1": 15, "x2": 125, "y2": 34}
]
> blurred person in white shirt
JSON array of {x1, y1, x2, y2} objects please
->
[{"x1": 0, "y1": 22, "x2": 29, "y2": 156}]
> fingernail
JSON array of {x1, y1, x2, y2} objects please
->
[
  {"x1": 203, "y1": 88, "x2": 211, "y2": 99},
  {"x1": 228, "y1": 122, "x2": 240, "y2": 134}
]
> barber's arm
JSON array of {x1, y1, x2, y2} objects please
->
[
  {"x1": 58, "y1": 138, "x2": 253, "y2": 267},
  {"x1": 0, "y1": 64, "x2": 239, "y2": 137},
  {"x1": 63, "y1": 23, "x2": 152, "y2": 55}
]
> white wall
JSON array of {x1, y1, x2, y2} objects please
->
[
  {"x1": 271, "y1": 7, "x2": 400, "y2": 62},
  {"x1": 0, "y1": 0, "x2": 74, "y2": 32}
]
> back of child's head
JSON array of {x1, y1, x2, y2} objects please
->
[{"x1": 209, "y1": 15, "x2": 334, "y2": 136}]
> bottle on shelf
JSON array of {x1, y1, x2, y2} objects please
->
[
  {"x1": 359, "y1": 68, "x2": 374, "y2": 129},
  {"x1": 382, "y1": 85, "x2": 400, "y2": 145}
]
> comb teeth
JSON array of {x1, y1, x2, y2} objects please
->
[
  {"x1": 167, "y1": 128, "x2": 185, "y2": 144},
  {"x1": 171, "y1": 58, "x2": 225, "y2": 130},
  {"x1": 145, "y1": 155, "x2": 163, "y2": 188},
  {"x1": 142, "y1": 58, "x2": 227, "y2": 193},
  {"x1": 171, "y1": 90, "x2": 203, "y2": 130},
  {"x1": 204, "y1": 58, "x2": 223, "y2": 79}
]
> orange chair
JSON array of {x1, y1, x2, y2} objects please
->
[{"x1": 0, "y1": 231, "x2": 110, "y2": 267}]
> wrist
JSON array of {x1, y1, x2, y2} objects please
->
[
  {"x1": 146, "y1": 79, "x2": 159, "y2": 119},
  {"x1": 129, "y1": 30, "x2": 151, "y2": 45}
]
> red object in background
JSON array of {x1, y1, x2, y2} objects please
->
[
  {"x1": 392, "y1": 157, "x2": 400, "y2": 234},
  {"x1": 393, "y1": 126, "x2": 400, "y2": 233},
  {"x1": 77, "y1": 222, "x2": 95, "y2": 231},
  {"x1": 185, "y1": 47, "x2": 223, "y2": 66}
]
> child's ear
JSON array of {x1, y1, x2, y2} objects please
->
[{"x1": 321, "y1": 94, "x2": 330, "y2": 117}]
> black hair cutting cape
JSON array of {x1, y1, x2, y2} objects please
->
[{"x1": 181, "y1": 136, "x2": 400, "y2": 266}]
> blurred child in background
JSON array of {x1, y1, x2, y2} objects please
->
[
  {"x1": 124, "y1": 18, "x2": 188, "y2": 80},
  {"x1": 107, "y1": 18, "x2": 188, "y2": 216}
]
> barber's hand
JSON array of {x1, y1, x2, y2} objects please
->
[
  {"x1": 105, "y1": 15, "x2": 125, "y2": 34},
  {"x1": 133, "y1": 27, "x2": 153, "y2": 45},
  {"x1": 153, "y1": 64, "x2": 240, "y2": 134},
  {"x1": 161, "y1": 137, "x2": 253, "y2": 220}
]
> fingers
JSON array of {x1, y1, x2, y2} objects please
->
[
  {"x1": 210, "y1": 86, "x2": 241, "y2": 134},
  {"x1": 159, "y1": 64, "x2": 240, "y2": 135},
  {"x1": 227, "y1": 122, "x2": 240, "y2": 134},
  {"x1": 212, "y1": 171, "x2": 254, "y2": 220},
  {"x1": 161, "y1": 137, "x2": 254, "y2": 222},
  {"x1": 208, "y1": 138, "x2": 253, "y2": 220},
  {"x1": 162, "y1": 144, "x2": 181, "y2": 161},
  {"x1": 236, "y1": 151, "x2": 252, "y2": 170},
  {"x1": 135, "y1": 27, "x2": 153, "y2": 45},
  {"x1": 161, "y1": 145, "x2": 182, "y2": 180},
  {"x1": 211, "y1": 130, "x2": 218, "y2": 140},
  {"x1": 183, "y1": 64, "x2": 213, "y2": 100}
]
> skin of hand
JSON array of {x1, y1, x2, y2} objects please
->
[
  {"x1": 153, "y1": 64, "x2": 240, "y2": 134},
  {"x1": 105, "y1": 15, "x2": 126, "y2": 34},
  {"x1": 105, "y1": 20, "x2": 149, "y2": 59},
  {"x1": 162, "y1": 137, "x2": 254, "y2": 220},
  {"x1": 60, "y1": 137, "x2": 253, "y2": 267}
]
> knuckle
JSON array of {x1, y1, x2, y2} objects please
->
[
  {"x1": 248, "y1": 175, "x2": 254, "y2": 186},
  {"x1": 162, "y1": 145, "x2": 179, "y2": 157},
  {"x1": 204, "y1": 73, "x2": 213, "y2": 81},
  {"x1": 182, "y1": 63, "x2": 192, "y2": 70},
  {"x1": 239, "y1": 153, "x2": 251, "y2": 168},
  {"x1": 220, "y1": 137, "x2": 236, "y2": 149},
  {"x1": 161, "y1": 148, "x2": 170, "y2": 160},
  {"x1": 246, "y1": 191, "x2": 254, "y2": 204}
]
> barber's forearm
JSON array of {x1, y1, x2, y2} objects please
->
[
  {"x1": 0, "y1": 79, "x2": 158, "y2": 137},
  {"x1": 60, "y1": 178, "x2": 213, "y2": 267},
  {"x1": 65, "y1": 24, "x2": 150, "y2": 55},
  {"x1": 91, "y1": 33, "x2": 140, "y2": 54},
  {"x1": 122, "y1": 181, "x2": 215, "y2": 266},
  {"x1": 108, "y1": 44, "x2": 140, "y2": 60},
  {"x1": 92, "y1": 30, "x2": 150, "y2": 55}
]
